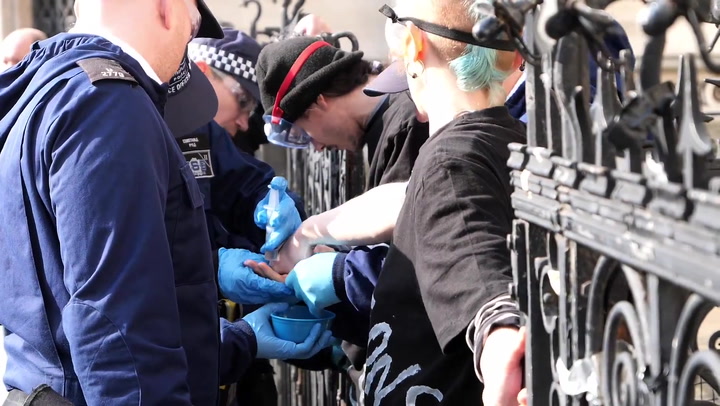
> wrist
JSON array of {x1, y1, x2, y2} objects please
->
[
  {"x1": 317, "y1": 253, "x2": 341, "y2": 306},
  {"x1": 485, "y1": 326, "x2": 519, "y2": 343},
  {"x1": 296, "y1": 215, "x2": 322, "y2": 246},
  {"x1": 331, "y1": 253, "x2": 348, "y2": 305},
  {"x1": 480, "y1": 326, "x2": 520, "y2": 371},
  {"x1": 234, "y1": 319, "x2": 259, "y2": 359}
]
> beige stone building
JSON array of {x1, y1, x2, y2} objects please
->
[{"x1": 1, "y1": 0, "x2": 716, "y2": 97}]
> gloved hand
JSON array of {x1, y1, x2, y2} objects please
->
[
  {"x1": 218, "y1": 248, "x2": 294, "y2": 304},
  {"x1": 243, "y1": 303, "x2": 333, "y2": 360},
  {"x1": 285, "y1": 252, "x2": 341, "y2": 317},
  {"x1": 254, "y1": 177, "x2": 302, "y2": 254}
]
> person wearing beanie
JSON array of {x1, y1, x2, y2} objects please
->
[
  {"x1": 255, "y1": 35, "x2": 429, "y2": 181},
  {"x1": 166, "y1": 29, "x2": 326, "y2": 406}
]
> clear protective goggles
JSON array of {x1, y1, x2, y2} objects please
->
[
  {"x1": 262, "y1": 115, "x2": 313, "y2": 149},
  {"x1": 264, "y1": 41, "x2": 332, "y2": 149},
  {"x1": 213, "y1": 68, "x2": 255, "y2": 112}
]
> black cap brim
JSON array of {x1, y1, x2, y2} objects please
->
[
  {"x1": 164, "y1": 61, "x2": 219, "y2": 137},
  {"x1": 197, "y1": 0, "x2": 224, "y2": 39},
  {"x1": 363, "y1": 61, "x2": 409, "y2": 97}
]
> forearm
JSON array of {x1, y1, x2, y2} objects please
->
[
  {"x1": 333, "y1": 245, "x2": 387, "y2": 316},
  {"x1": 295, "y1": 182, "x2": 407, "y2": 246}
]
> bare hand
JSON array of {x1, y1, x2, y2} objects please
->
[
  {"x1": 313, "y1": 245, "x2": 336, "y2": 254},
  {"x1": 245, "y1": 260, "x2": 288, "y2": 283},
  {"x1": 480, "y1": 327, "x2": 526, "y2": 406},
  {"x1": 518, "y1": 388, "x2": 528, "y2": 406},
  {"x1": 264, "y1": 235, "x2": 314, "y2": 275},
  {"x1": 293, "y1": 14, "x2": 332, "y2": 36}
]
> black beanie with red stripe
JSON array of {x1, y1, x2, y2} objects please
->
[{"x1": 256, "y1": 37, "x2": 364, "y2": 123}]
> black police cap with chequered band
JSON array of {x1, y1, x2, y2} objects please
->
[{"x1": 189, "y1": 29, "x2": 262, "y2": 102}]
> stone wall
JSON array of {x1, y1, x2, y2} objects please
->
[
  {"x1": 0, "y1": 0, "x2": 33, "y2": 38},
  {"x1": 204, "y1": 0, "x2": 390, "y2": 60}
]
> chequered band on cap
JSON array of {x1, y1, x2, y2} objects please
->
[{"x1": 188, "y1": 43, "x2": 257, "y2": 84}]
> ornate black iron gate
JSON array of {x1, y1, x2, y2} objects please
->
[
  {"x1": 32, "y1": 0, "x2": 74, "y2": 36},
  {"x1": 271, "y1": 148, "x2": 364, "y2": 406},
  {"x1": 475, "y1": 0, "x2": 720, "y2": 403}
]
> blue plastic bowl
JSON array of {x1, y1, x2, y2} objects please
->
[{"x1": 270, "y1": 305, "x2": 335, "y2": 343}]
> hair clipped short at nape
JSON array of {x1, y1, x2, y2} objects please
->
[
  {"x1": 321, "y1": 58, "x2": 373, "y2": 98},
  {"x1": 422, "y1": 0, "x2": 512, "y2": 103}
]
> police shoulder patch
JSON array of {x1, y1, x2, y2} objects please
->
[{"x1": 76, "y1": 58, "x2": 138, "y2": 85}]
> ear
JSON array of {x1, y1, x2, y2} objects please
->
[
  {"x1": 73, "y1": 0, "x2": 81, "y2": 19},
  {"x1": 315, "y1": 94, "x2": 329, "y2": 111},
  {"x1": 512, "y1": 51, "x2": 524, "y2": 71},
  {"x1": 195, "y1": 60, "x2": 211, "y2": 75},
  {"x1": 402, "y1": 22, "x2": 424, "y2": 63},
  {"x1": 158, "y1": 0, "x2": 173, "y2": 31}
]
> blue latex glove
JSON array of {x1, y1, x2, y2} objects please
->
[
  {"x1": 254, "y1": 177, "x2": 302, "y2": 253},
  {"x1": 243, "y1": 303, "x2": 333, "y2": 360},
  {"x1": 285, "y1": 252, "x2": 341, "y2": 317},
  {"x1": 218, "y1": 248, "x2": 294, "y2": 304}
]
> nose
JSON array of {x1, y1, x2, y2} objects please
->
[
  {"x1": 234, "y1": 117, "x2": 248, "y2": 133},
  {"x1": 311, "y1": 139, "x2": 325, "y2": 151}
]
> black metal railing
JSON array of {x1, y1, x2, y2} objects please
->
[
  {"x1": 271, "y1": 147, "x2": 364, "y2": 406},
  {"x1": 476, "y1": 0, "x2": 720, "y2": 403},
  {"x1": 32, "y1": 0, "x2": 75, "y2": 36}
]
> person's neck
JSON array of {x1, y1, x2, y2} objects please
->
[
  {"x1": 346, "y1": 81, "x2": 385, "y2": 131},
  {"x1": 71, "y1": 19, "x2": 170, "y2": 82},
  {"x1": 503, "y1": 69, "x2": 524, "y2": 95},
  {"x1": 423, "y1": 68, "x2": 494, "y2": 135}
]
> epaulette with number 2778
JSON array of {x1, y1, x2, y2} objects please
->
[{"x1": 76, "y1": 57, "x2": 138, "y2": 86}]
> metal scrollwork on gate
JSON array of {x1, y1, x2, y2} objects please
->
[
  {"x1": 494, "y1": 0, "x2": 720, "y2": 402},
  {"x1": 33, "y1": 0, "x2": 75, "y2": 36}
]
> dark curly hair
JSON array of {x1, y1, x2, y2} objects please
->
[{"x1": 322, "y1": 59, "x2": 375, "y2": 98}]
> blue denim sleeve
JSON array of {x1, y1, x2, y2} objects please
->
[{"x1": 327, "y1": 244, "x2": 388, "y2": 345}]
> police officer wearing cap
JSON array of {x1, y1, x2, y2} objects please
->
[
  {"x1": 0, "y1": 1, "x2": 331, "y2": 405},
  {"x1": 169, "y1": 29, "x2": 307, "y2": 406},
  {"x1": 176, "y1": 28, "x2": 307, "y2": 256}
]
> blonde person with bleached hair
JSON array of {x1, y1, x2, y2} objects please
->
[{"x1": 256, "y1": 0, "x2": 528, "y2": 404}]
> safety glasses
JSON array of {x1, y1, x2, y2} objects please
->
[
  {"x1": 213, "y1": 69, "x2": 254, "y2": 111},
  {"x1": 262, "y1": 116, "x2": 313, "y2": 149},
  {"x1": 379, "y1": 4, "x2": 515, "y2": 51},
  {"x1": 263, "y1": 41, "x2": 331, "y2": 149}
]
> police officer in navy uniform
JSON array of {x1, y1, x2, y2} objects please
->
[
  {"x1": 0, "y1": 1, "x2": 331, "y2": 405},
  {"x1": 172, "y1": 28, "x2": 306, "y2": 256},
  {"x1": 168, "y1": 29, "x2": 306, "y2": 406}
]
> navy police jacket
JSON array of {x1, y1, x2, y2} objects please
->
[
  {"x1": 0, "y1": 34, "x2": 256, "y2": 405},
  {"x1": 177, "y1": 121, "x2": 306, "y2": 253}
]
